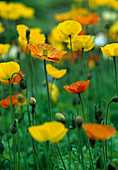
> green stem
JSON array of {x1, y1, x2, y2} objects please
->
[
  {"x1": 69, "y1": 35, "x2": 75, "y2": 81},
  {"x1": 55, "y1": 144, "x2": 67, "y2": 170},
  {"x1": 82, "y1": 48, "x2": 85, "y2": 80},
  {"x1": 86, "y1": 137, "x2": 94, "y2": 170},
  {"x1": 44, "y1": 59, "x2": 52, "y2": 121},
  {"x1": 102, "y1": 141, "x2": 107, "y2": 170},
  {"x1": 113, "y1": 57, "x2": 118, "y2": 97},
  {"x1": 78, "y1": 93, "x2": 86, "y2": 123},
  {"x1": 78, "y1": 128, "x2": 85, "y2": 170},
  {"x1": 67, "y1": 130, "x2": 71, "y2": 170}
]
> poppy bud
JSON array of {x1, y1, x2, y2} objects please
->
[
  {"x1": 20, "y1": 79, "x2": 27, "y2": 89},
  {"x1": 9, "y1": 120, "x2": 17, "y2": 134},
  {"x1": 75, "y1": 116, "x2": 83, "y2": 128},
  {"x1": 55, "y1": 112, "x2": 66, "y2": 124},
  {"x1": 89, "y1": 138, "x2": 96, "y2": 148},
  {"x1": 95, "y1": 107, "x2": 102, "y2": 121},
  {"x1": 0, "y1": 142, "x2": 4, "y2": 154},
  {"x1": 104, "y1": 24, "x2": 110, "y2": 30},
  {"x1": 107, "y1": 163, "x2": 117, "y2": 170},
  {"x1": 29, "y1": 97, "x2": 36, "y2": 107},
  {"x1": 26, "y1": 29, "x2": 30, "y2": 43},
  {"x1": 87, "y1": 73, "x2": 92, "y2": 80},
  {"x1": 112, "y1": 96, "x2": 118, "y2": 103}
]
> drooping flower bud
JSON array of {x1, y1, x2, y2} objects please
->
[
  {"x1": 20, "y1": 79, "x2": 27, "y2": 89},
  {"x1": 107, "y1": 163, "x2": 117, "y2": 170},
  {"x1": 112, "y1": 96, "x2": 118, "y2": 103},
  {"x1": 9, "y1": 120, "x2": 17, "y2": 134},
  {"x1": 75, "y1": 116, "x2": 83, "y2": 128},
  {"x1": 55, "y1": 112, "x2": 66, "y2": 124}
]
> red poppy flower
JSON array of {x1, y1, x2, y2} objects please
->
[
  {"x1": 0, "y1": 94, "x2": 26, "y2": 108},
  {"x1": 28, "y1": 43, "x2": 67, "y2": 62},
  {"x1": 1, "y1": 71, "x2": 24, "y2": 85},
  {"x1": 75, "y1": 13, "x2": 101, "y2": 26},
  {"x1": 64, "y1": 80, "x2": 90, "y2": 94},
  {"x1": 83, "y1": 123, "x2": 116, "y2": 140}
]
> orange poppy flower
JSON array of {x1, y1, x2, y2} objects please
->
[
  {"x1": 75, "y1": 13, "x2": 101, "y2": 26},
  {"x1": 28, "y1": 43, "x2": 67, "y2": 62},
  {"x1": 83, "y1": 123, "x2": 116, "y2": 140},
  {"x1": 64, "y1": 80, "x2": 90, "y2": 94},
  {"x1": 0, "y1": 93, "x2": 26, "y2": 108},
  {"x1": 1, "y1": 71, "x2": 24, "y2": 85}
]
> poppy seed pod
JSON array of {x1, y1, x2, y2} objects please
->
[
  {"x1": 20, "y1": 79, "x2": 27, "y2": 89},
  {"x1": 26, "y1": 29, "x2": 30, "y2": 42},
  {"x1": 43, "y1": 48, "x2": 48, "y2": 57},
  {"x1": 55, "y1": 112, "x2": 66, "y2": 124},
  {"x1": 112, "y1": 96, "x2": 118, "y2": 103},
  {"x1": 0, "y1": 142, "x2": 4, "y2": 154},
  {"x1": 75, "y1": 116, "x2": 83, "y2": 128},
  {"x1": 29, "y1": 97, "x2": 36, "y2": 107}
]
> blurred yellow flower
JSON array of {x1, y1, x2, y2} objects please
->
[
  {"x1": 68, "y1": 35, "x2": 95, "y2": 51},
  {"x1": 46, "y1": 64, "x2": 67, "y2": 79},
  {"x1": 101, "y1": 43, "x2": 118, "y2": 57},
  {"x1": 0, "y1": 2, "x2": 34, "y2": 20},
  {"x1": 0, "y1": 44, "x2": 10, "y2": 55},
  {"x1": 0, "y1": 22, "x2": 4, "y2": 33},
  {"x1": 55, "y1": 5, "x2": 91, "y2": 22},
  {"x1": 48, "y1": 83, "x2": 60, "y2": 103},
  {"x1": 109, "y1": 21, "x2": 118, "y2": 41},
  {"x1": 0, "y1": 61, "x2": 20, "y2": 82},
  {"x1": 17, "y1": 24, "x2": 45, "y2": 46},
  {"x1": 28, "y1": 121, "x2": 68, "y2": 143},
  {"x1": 106, "y1": 0, "x2": 118, "y2": 10},
  {"x1": 57, "y1": 20, "x2": 82, "y2": 42},
  {"x1": 88, "y1": 0, "x2": 108, "y2": 9}
]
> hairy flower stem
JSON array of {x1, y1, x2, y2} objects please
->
[
  {"x1": 69, "y1": 35, "x2": 76, "y2": 81},
  {"x1": 105, "y1": 99, "x2": 112, "y2": 164},
  {"x1": 78, "y1": 93, "x2": 86, "y2": 123},
  {"x1": 55, "y1": 144, "x2": 67, "y2": 170},
  {"x1": 82, "y1": 48, "x2": 85, "y2": 81},
  {"x1": 67, "y1": 130, "x2": 71, "y2": 170},
  {"x1": 78, "y1": 128, "x2": 85, "y2": 170},
  {"x1": 113, "y1": 57, "x2": 118, "y2": 98},
  {"x1": 44, "y1": 59, "x2": 52, "y2": 121}
]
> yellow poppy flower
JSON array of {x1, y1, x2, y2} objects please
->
[
  {"x1": 48, "y1": 83, "x2": 59, "y2": 103},
  {"x1": 0, "y1": 44, "x2": 10, "y2": 55},
  {"x1": 68, "y1": 35, "x2": 95, "y2": 51},
  {"x1": 16, "y1": 24, "x2": 45, "y2": 46},
  {"x1": 57, "y1": 20, "x2": 82, "y2": 42},
  {"x1": 101, "y1": 43, "x2": 118, "y2": 57},
  {"x1": 0, "y1": 61, "x2": 20, "y2": 82},
  {"x1": 28, "y1": 121, "x2": 68, "y2": 143},
  {"x1": 46, "y1": 64, "x2": 67, "y2": 79}
]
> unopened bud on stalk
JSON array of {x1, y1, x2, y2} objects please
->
[
  {"x1": 112, "y1": 96, "x2": 118, "y2": 103},
  {"x1": 20, "y1": 79, "x2": 27, "y2": 89},
  {"x1": 18, "y1": 114, "x2": 24, "y2": 124},
  {"x1": 0, "y1": 142, "x2": 4, "y2": 154},
  {"x1": 75, "y1": 116, "x2": 83, "y2": 128},
  {"x1": 55, "y1": 112, "x2": 66, "y2": 124},
  {"x1": 26, "y1": 29, "x2": 30, "y2": 43},
  {"x1": 104, "y1": 23, "x2": 110, "y2": 30},
  {"x1": 29, "y1": 97, "x2": 36, "y2": 107},
  {"x1": 89, "y1": 138, "x2": 96, "y2": 148},
  {"x1": 9, "y1": 120, "x2": 17, "y2": 134}
]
